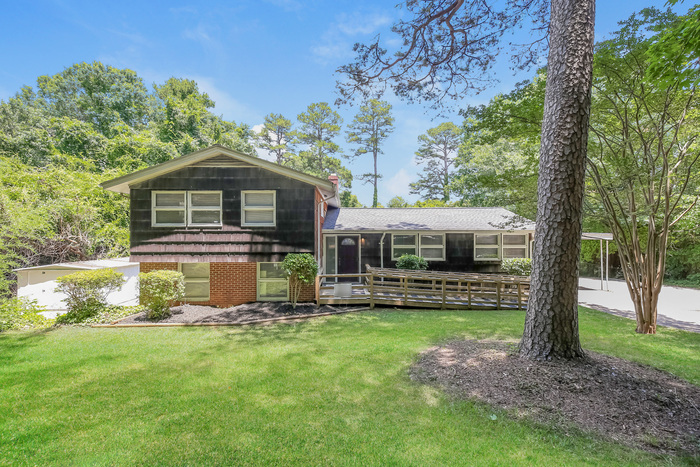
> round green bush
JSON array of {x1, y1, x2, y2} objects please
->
[
  {"x1": 396, "y1": 254, "x2": 428, "y2": 270},
  {"x1": 138, "y1": 270, "x2": 185, "y2": 320}
]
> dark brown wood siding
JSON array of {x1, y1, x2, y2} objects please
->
[
  {"x1": 354, "y1": 232, "x2": 501, "y2": 273},
  {"x1": 130, "y1": 165, "x2": 316, "y2": 262}
]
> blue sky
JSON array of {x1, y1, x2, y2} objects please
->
[{"x1": 0, "y1": 0, "x2": 680, "y2": 205}]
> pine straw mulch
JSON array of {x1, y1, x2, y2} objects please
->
[{"x1": 410, "y1": 340, "x2": 700, "y2": 457}]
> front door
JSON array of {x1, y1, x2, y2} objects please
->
[{"x1": 337, "y1": 235, "x2": 360, "y2": 282}]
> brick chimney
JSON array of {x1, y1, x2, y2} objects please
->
[{"x1": 328, "y1": 173, "x2": 339, "y2": 186}]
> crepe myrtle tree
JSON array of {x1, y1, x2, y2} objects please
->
[
  {"x1": 338, "y1": 0, "x2": 595, "y2": 360},
  {"x1": 281, "y1": 253, "x2": 319, "y2": 309}
]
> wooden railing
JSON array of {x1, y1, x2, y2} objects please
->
[{"x1": 316, "y1": 266, "x2": 530, "y2": 310}]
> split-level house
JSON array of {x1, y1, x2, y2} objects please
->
[{"x1": 102, "y1": 145, "x2": 534, "y2": 307}]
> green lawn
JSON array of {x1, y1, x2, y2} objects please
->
[{"x1": 1, "y1": 307, "x2": 698, "y2": 466}]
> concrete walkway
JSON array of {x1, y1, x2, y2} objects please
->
[{"x1": 578, "y1": 277, "x2": 700, "y2": 333}]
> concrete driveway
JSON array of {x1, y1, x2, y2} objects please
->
[{"x1": 578, "y1": 277, "x2": 700, "y2": 333}]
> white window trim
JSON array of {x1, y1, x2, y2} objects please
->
[
  {"x1": 152, "y1": 191, "x2": 187, "y2": 227},
  {"x1": 188, "y1": 191, "x2": 223, "y2": 227},
  {"x1": 241, "y1": 190, "x2": 277, "y2": 227},
  {"x1": 419, "y1": 233, "x2": 446, "y2": 261},
  {"x1": 152, "y1": 191, "x2": 222, "y2": 228},
  {"x1": 257, "y1": 262, "x2": 289, "y2": 301},
  {"x1": 179, "y1": 263, "x2": 210, "y2": 302}
]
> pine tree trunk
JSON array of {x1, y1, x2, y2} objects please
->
[{"x1": 520, "y1": 0, "x2": 595, "y2": 360}]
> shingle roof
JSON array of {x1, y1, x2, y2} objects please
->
[{"x1": 323, "y1": 207, "x2": 535, "y2": 232}]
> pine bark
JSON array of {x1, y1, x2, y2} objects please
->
[{"x1": 520, "y1": 0, "x2": 595, "y2": 359}]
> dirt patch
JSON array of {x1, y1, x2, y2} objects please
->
[
  {"x1": 411, "y1": 340, "x2": 700, "y2": 456},
  {"x1": 117, "y1": 302, "x2": 343, "y2": 324}
]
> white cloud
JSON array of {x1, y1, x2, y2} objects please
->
[
  {"x1": 191, "y1": 76, "x2": 262, "y2": 124},
  {"x1": 385, "y1": 168, "x2": 414, "y2": 198}
]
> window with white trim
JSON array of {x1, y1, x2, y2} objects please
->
[
  {"x1": 152, "y1": 191, "x2": 221, "y2": 227},
  {"x1": 257, "y1": 263, "x2": 288, "y2": 301},
  {"x1": 474, "y1": 234, "x2": 500, "y2": 261},
  {"x1": 242, "y1": 191, "x2": 276, "y2": 227},
  {"x1": 419, "y1": 234, "x2": 445, "y2": 260},
  {"x1": 392, "y1": 234, "x2": 417, "y2": 260},
  {"x1": 502, "y1": 234, "x2": 528, "y2": 259},
  {"x1": 180, "y1": 263, "x2": 210, "y2": 302}
]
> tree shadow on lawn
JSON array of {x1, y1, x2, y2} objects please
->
[{"x1": 412, "y1": 339, "x2": 700, "y2": 460}]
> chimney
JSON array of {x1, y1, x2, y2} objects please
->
[{"x1": 328, "y1": 173, "x2": 339, "y2": 186}]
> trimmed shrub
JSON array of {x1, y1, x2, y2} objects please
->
[
  {"x1": 55, "y1": 268, "x2": 125, "y2": 322},
  {"x1": 0, "y1": 297, "x2": 52, "y2": 331},
  {"x1": 138, "y1": 270, "x2": 185, "y2": 320},
  {"x1": 281, "y1": 253, "x2": 318, "y2": 309},
  {"x1": 396, "y1": 254, "x2": 428, "y2": 270},
  {"x1": 501, "y1": 258, "x2": 532, "y2": 276}
]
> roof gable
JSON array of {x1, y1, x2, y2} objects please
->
[{"x1": 101, "y1": 145, "x2": 337, "y2": 202}]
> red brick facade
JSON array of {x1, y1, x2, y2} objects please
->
[{"x1": 139, "y1": 261, "x2": 315, "y2": 308}]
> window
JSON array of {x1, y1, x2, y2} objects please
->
[
  {"x1": 152, "y1": 191, "x2": 186, "y2": 226},
  {"x1": 180, "y1": 263, "x2": 210, "y2": 302},
  {"x1": 152, "y1": 191, "x2": 221, "y2": 227},
  {"x1": 475, "y1": 234, "x2": 500, "y2": 261},
  {"x1": 419, "y1": 234, "x2": 445, "y2": 261},
  {"x1": 503, "y1": 234, "x2": 528, "y2": 259},
  {"x1": 392, "y1": 234, "x2": 417, "y2": 260},
  {"x1": 391, "y1": 233, "x2": 447, "y2": 261},
  {"x1": 242, "y1": 191, "x2": 276, "y2": 227},
  {"x1": 257, "y1": 263, "x2": 288, "y2": 301}
]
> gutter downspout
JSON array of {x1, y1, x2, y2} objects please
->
[
  {"x1": 379, "y1": 232, "x2": 387, "y2": 269},
  {"x1": 317, "y1": 190, "x2": 335, "y2": 268}
]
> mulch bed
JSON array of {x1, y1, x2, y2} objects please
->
[
  {"x1": 117, "y1": 302, "x2": 342, "y2": 325},
  {"x1": 411, "y1": 339, "x2": 700, "y2": 456}
]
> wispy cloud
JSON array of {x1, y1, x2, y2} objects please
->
[
  {"x1": 385, "y1": 168, "x2": 415, "y2": 198},
  {"x1": 191, "y1": 75, "x2": 262, "y2": 124},
  {"x1": 263, "y1": 0, "x2": 305, "y2": 12},
  {"x1": 311, "y1": 9, "x2": 393, "y2": 64}
]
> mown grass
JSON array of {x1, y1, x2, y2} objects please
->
[{"x1": 1, "y1": 307, "x2": 698, "y2": 466}]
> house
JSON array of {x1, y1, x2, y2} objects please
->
[
  {"x1": 101, "y1": 145, "x2": 534, "y2": 307},
  {"x1": 15, "y1": 257, "x2": 139, "y2": 317}
]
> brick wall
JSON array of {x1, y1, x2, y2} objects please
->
[{"x1": 139, "y1": 261, "x2": 317, "y2": 307}]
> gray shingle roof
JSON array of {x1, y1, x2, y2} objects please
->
[{"x1": 323, "y1": 207, "x2": 535, "y2": 232}]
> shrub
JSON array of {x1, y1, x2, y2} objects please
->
[
  {"x1": 138, "y1": 270, "x2": 185, "y2": 320},
  {"x1": 0, "y1": 297, "x2": 52, "y2": 331},
  {"x1": 281, "y1": 253, "x2": 318, "y2": 309},
  {"x1": 55, "y1": 268, "x2": 125, "y2": 322},
  {"x1": 501, "y1": 258, "x2": 532, "y2": 276},
  {"x1": 396, "y1": 254, "x2": 428, "y2": 270}
]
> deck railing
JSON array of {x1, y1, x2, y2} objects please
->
[{"x1": 316, "y1": 266, "x2": 530, "y2": 310}]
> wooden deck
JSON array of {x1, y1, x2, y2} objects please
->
[{"x1": 317, "y1": 267, "x2": 530, "y2": 310}]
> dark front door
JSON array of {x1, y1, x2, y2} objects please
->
[{"x1": 337, "y1": 235, "x2": 360, "y2": 282}]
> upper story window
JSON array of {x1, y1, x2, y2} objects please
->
[
  {"x1": 152, "y1": 191, "x2": 222, "y2": 227},
  {"x1": 242, "y1": 190, "x2": 276, "y2": 227}
]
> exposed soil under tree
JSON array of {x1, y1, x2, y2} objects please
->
[
  {"x1": 118, "y1": 302, "x2": 341, "y2": 324},
  {"x1": 411, "y1": 340, "x2": 700, "y2": 457}
]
